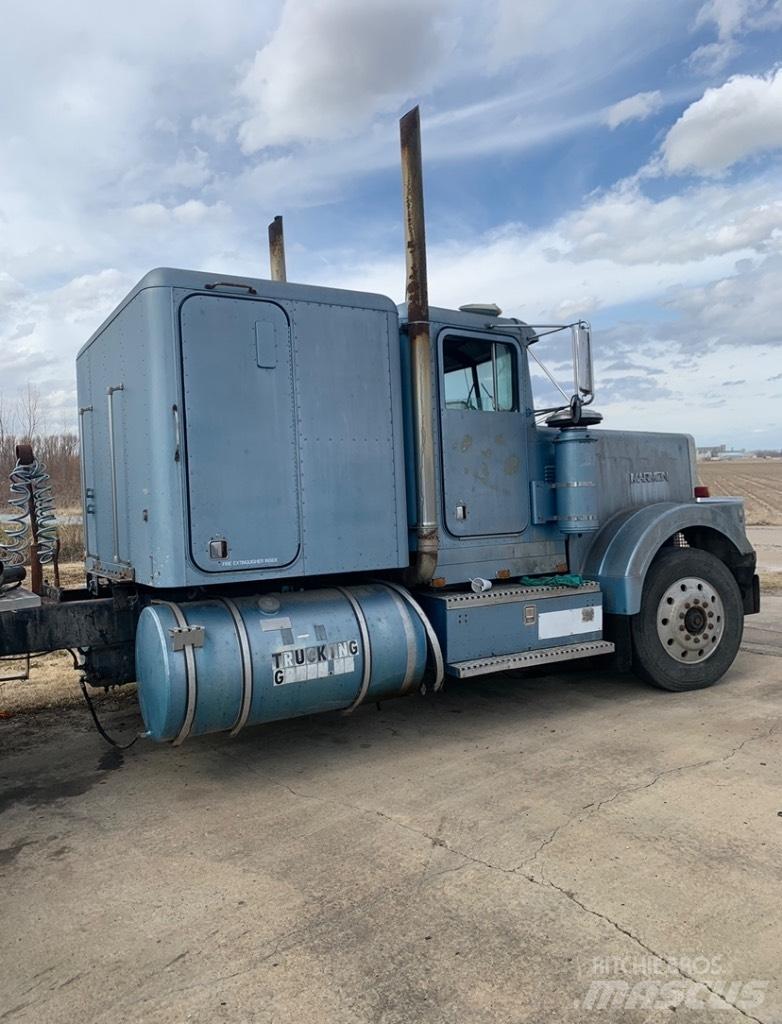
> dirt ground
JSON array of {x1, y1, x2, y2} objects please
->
[{"x1": 698, "y1": 458, "x2": 782, "y2": 526}]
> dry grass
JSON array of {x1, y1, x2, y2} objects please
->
[
  {"x1": 0, "y1": 650, "x2": 85, "y2": 715},
  {"x1": 698, "y1": 459, "x2": 782, "y2": 526},
  {"x1": 0, "y1": 561, "x2": 87, "y2": 715},
  {"x1": 761, "y1": 571, "x2": 782, "y2": 594},
  {"x1": 0, "y1": 515, "x2": 84, "y2": 571},
  {"x1": 51, "y1": 560, "x2": 85, "y2": 588},
  {"x1": 56, "y1": 521, "x2": 84, "y2": 562}
]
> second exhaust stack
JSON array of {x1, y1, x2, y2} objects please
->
[{"x1": 268, "y1": 215, "x2": 287, "y2": 282}]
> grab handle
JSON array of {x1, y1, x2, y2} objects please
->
[
  {"x1": 106, "y1": 385, "x2": 124, "y2": 562},
  {"x1": 204, "y1": 281, "x2": 257, "y2": 295}
]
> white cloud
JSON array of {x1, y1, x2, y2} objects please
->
[
  {"x1": 0, "y1": 270, "x2": 135, "y2": 430},
  {"x1": 0, "y1": 0, "x2": 780, "y2": 446},
  {"x1": 591, "y1": 259, "x2": 782, "y2": 446},
  {"x1": 491, "y1": 0, "x2": 679, "y2": 67},
  {"x1": 556, "y1": 178, "x2": 782, "y2": 264},
  {"x1": 689, "y1": 0, "x2": 782, "y2": 69},
  {"x1": 159, "y1": 148, "x2": 213, "y2": 190},
  {"x1": 128, "y1": 203, "x2": 172, "y2": 228},
  {"x1": 604, "y1": 91, "x2": 664, "y2": 129},
  {"x1": 663, "y1": 254, "x2": 782, "y2": 346},
  {"x1": 50, "y1": 270, "x2": 133, "y2": 324},
  {"x1": 173, "y1": 199, "x2": 230, "y2": 224},
  {"x1": 0, "y1": 273, "x2": 25, "y2": 302},
  {"x1": 236, "y1": 0, "x2": 456, "y2": 151},
  {"x1": 8, "y1": 323, "x2": 36, "y2": 342},
  {"x1": 128, "y1": 199, "x2": 231, "y2": 228},
  {"x1": 305, "y1": 170, "x2": 782, "y2": 333},
  {"x1": 297, "y1": 166, "x2": 782, "y2": 437},
  {"x1": 662, "y1": 68, "x2": 782, "y2": 174},
  {"x1": 191, "y1": 112, "x2": 239, "y2": 144}
]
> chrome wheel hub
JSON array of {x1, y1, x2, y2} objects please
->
[{"x1": 656, "y1": 576, "x2": 725, "y2": 663}]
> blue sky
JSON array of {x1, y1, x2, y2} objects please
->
[{"x1": 1, "y1": 0, "x2": 781, "y2": 447}]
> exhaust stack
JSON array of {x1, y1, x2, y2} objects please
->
[
  {"x1": 400, "y1": 106, "x2": 438, "y2": 585},
  {"x1": 268, "y1": 215, "x2": 287, "y2": 282}
]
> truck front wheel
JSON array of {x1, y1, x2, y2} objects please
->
[{"x1": 631, "y1": 548, "x2": 743, "y2": 692}]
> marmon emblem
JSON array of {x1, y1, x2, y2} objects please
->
[{"x1": 629, "y1": 470, "x2": 669, "y2": 484}]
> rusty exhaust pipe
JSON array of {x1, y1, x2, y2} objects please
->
[
  {"x1": 400, "y1": 106, "x2": 438, "y2": 586},
  {"x1": 268, "y1": 215, "x2": 287, "y2": 282}
]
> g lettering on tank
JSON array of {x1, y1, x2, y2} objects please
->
[{"x1": 272, "y1": 639, "x2": 360, "y2": 685}]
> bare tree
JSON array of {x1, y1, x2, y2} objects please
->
[{"x1": 18, "y1": 383, "x2": 44, "y2": 442}]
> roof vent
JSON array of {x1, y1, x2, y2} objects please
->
[{"x1": 458, "y1": 303, "x2": 503, "y2": 317}]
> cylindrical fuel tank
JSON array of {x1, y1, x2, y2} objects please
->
[
  {"x1": 553, "y1": 428, "x2": 600, "y2": 534},
  {"x1": 135, "y1": 584, "x2": 428, "y2": 743}
]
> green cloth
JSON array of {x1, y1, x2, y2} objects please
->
[{"x1": 519, "y1": 573, "x2": 586, "y2": 588}]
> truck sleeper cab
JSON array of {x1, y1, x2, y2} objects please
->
[{"x1": 66, "y1": 268, "x2": 758, "y2": 743}]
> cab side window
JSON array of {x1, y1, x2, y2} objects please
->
[{"x1": 443, "y1": 337, "x2": 516, "y2": 412}]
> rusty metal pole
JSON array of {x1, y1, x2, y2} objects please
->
[
  {"x1": 16, "y1": 443, "x2": 42, "y2": 595},
  {"x1": 268, "y1": 215, "x2": 287, "y2": 282},
  {"x1": 400, "y1": 106, "x2": 438, "y2": 585}
]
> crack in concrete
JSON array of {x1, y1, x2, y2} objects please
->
[
  {"x1": 379, "y1": 807, "x2": 773, "y2": 1023},
  {"x1": 519, "y1": 725, "x2": 779, "y2": 872},
  {"x1": 368, "y1": 802, "x2": 772, "y2": 1023},
  {"x1": 521, "y1": 873, "x2": 769, "y2": 1024},
  {"x1": 221, "y1": 736, "x2": 779, "y2": 1024}
]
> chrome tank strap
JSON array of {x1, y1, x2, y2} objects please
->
[
  {"x1": 376, "y1": 581, "x2": 445, "y2": 693},
  {"x1": 381, "y1": 585, "x2": 419, "y2": 694},
  {"x1": 218, "y1": 597, "x2": 254, "y2": 737},
  {"x1": 335, "y1": 586, "x2": 373, "y2": 714},
  {"x1": 152, "y1": 599, "x2": 197, "y2": 746}
]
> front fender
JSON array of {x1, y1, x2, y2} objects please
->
[{"x1": 582, "y1": 499, "x2": 754, "y2": 615}]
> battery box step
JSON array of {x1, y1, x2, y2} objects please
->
[
  {"x1": 447, "y1": 639, "x2": 615, "y2": 679},
  {"x1": 417, "y1": 582, "x2": 607, "y2": 671}
]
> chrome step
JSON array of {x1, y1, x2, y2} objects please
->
[
  {"x1": 447, "y1": 639, "x2": 615, "y2": 679},
  {"x1": 427, "y1": 581, "x2": 600, "y2": 609}
]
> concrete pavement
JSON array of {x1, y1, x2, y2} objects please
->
[
  {"x1": 749, "y1": 527, "x2": 782, "y2": 574},
  {"x1": 1, "y1": 598, "x2": 780, "y2": 1023}
]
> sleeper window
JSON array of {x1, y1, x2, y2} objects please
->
[{"x1": 443, "y1": 337, "x2": 516, "y2": 412}]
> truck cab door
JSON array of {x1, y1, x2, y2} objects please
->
[{"x1": 438, "y1": 331, "x2": 529, "y2": 537}]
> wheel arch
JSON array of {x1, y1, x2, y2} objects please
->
[
  {"x1": 581, "y1": 500, "x2": 757, "y2": 615},
  {"x1": 679, "y1": 524, "x2": 758, "y2": 614}
]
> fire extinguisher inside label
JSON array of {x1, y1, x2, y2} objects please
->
[{"x1": 272, "y1": 639, "x2": 359, "y2": 685}]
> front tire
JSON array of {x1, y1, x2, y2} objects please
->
[{"x1": 631, "y1": 548, "x2": 743, "y2": 692}]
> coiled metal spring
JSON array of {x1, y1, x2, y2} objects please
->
[
  {"x1": 0, "y1": 457, "x2": 59, "y2": 567},
  {"x1": 1, "y1": 463, "x2": 32, "y2": 566},
  {"x1": 30, "y1": 461, "x2": 58, "y2": 564}
]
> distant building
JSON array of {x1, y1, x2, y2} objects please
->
[
  {"x1": 696, "y1": 445, "x2": 749, "y2": 461},
  {"x1": 696, "y1": 445, "x2": 726, "y2": 460},
  {"x1": 714, "y1": 450, "x2": 750, "y2": 461}
]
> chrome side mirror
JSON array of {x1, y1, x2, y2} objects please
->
[{"x1": 572, "y1": 322, "x2": 594, "y2": 400}]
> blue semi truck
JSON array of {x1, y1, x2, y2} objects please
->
[{"x1": 0, "y1": 108, "x2": 759, "y2": 745}]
